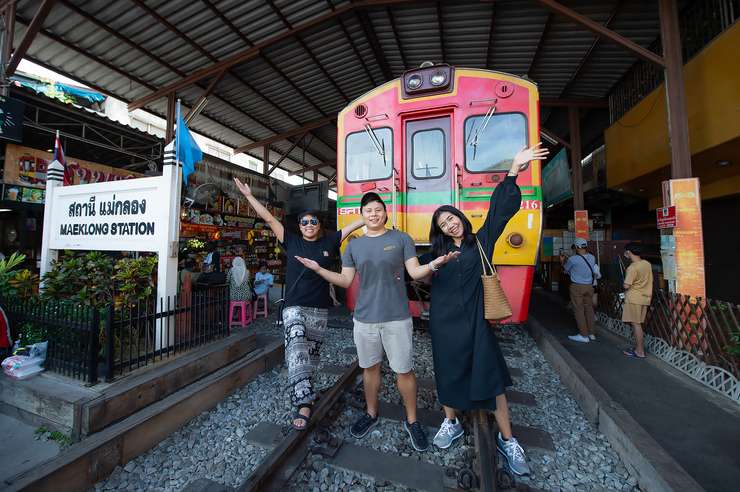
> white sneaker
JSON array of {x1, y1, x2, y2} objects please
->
[
  {"x1": 589, "y1": 334, "x2": 596, "y2": 340},
  {"x1": 433, "y1": 418, "x2": 464, "y2": 449},
  {"x1": 568, "y1": 334, "x2": 590, "y2": 343}
]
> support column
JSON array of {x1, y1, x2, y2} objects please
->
[
  {"x1": 568, "y1": 106, "x2": 584, "y2": 210},
  {"x1": 165, "y1": 92, "x2": 175, "y2": 142},
  {"x1": 659, "y1": 0, "x2": 692, "y2": 179},
  {"x1": 263, "y1": 145, "x2": 269, "y2": 175},
  {"x1": 0, "y1": 1, "x2": 16, "y2": 97}
]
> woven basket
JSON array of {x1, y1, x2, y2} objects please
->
[{"x1": 476, "y1": 239, "x2": 512, "y2": 321}]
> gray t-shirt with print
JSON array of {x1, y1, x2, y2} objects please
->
[{"x1": 341, "y1": 229, "x2": 416, "y2": 323}]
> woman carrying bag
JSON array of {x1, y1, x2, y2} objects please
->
[
  {"x1": 233, "y1": 178, "x2": 363, "y2": 430},
  {"x1": 420, "y1": 143, "x2": 548, "y2": 476}
]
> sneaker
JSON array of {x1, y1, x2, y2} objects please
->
[
  {"x1": 589, "y1": 334, "x2": 596, "y2": 340},
  {"x1": 404, "y1": 420, "x2": 429, "y2": 451},
  {"x1": 568, "y1": 334, "x2": 590, "y2": 343},
  {"x1": 433, "y1": 418, "x2": 464, "y2": 449},
  {"x1": 497, "y1": 432, "x2": 531, "y2": 476},
  {"x1": 350, "y1": 412, "x2": 378, "y2": 439}
]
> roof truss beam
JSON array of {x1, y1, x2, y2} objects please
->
[
  {"x1": 235, "y1": 116, "x2": 336, "y2": 154},
  {"x1": 355, "y1": 9, "x2": 393, "y2": 81},
  {"x1": 6, "y1": 0, "x2": 56, "y2": 77},
  {"x1": 289, "y1": 161, "x2": 336, "y2": 176},
  {"x1": 127, "y1": 0, "x2": 417, "y2": 111},
  {"x1": 533, "y1": 0, "x2": 665, "y2": 67}
]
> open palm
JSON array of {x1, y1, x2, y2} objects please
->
[{"x1": 512, "y1": 142, "x2": 550, "y2": 172}]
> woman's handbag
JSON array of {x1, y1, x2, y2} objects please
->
[{"x1": 476, "y1": 239, "x2": 512, "y2": 321}]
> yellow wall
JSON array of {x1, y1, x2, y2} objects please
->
[{"x1": 605, "y1": 22, "x2": 740, "y2": 189}]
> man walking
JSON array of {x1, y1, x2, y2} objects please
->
[
  {"x1": 622, "y1": 243, "x2": 653, "y2": 358},
  {"x1": 560, "y1": 238, "x2": 599, "y2": 343}
]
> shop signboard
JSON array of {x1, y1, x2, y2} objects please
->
[
  {"x1": 4, "y1": 143, "x2": 141, "y2": 188},
  {"x1": 656, "y1": 206, "x2": 677, "y2": 228},
  {"x1": 668, "y1": 179, "x2": 705, "y2": 298},
  {"x1": 0, "y1": 97, "x2": 24, "y2": 143},
  {"x1": 542, "y1": 148, "x2": 572, "y2": 207},
  {"x1": 574, "y1": 210, "x2": 589, "y2": 240}
]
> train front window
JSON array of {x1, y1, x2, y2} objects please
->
[
  {"x1": 345, "y1": 127, "x2": 393, "y2": 182},
  {"x1": 411, "y1": 129, "x2": 445, "y2": 179},
  {"x1": 464, "y1": 113, "x2": 527, "y2": 173}
]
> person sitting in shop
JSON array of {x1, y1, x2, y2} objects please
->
[
  {"x1": 253, "y1": 262, "x2": 274, "y2": 300},
  {"x1": 227, "y1": 256, "x2": 252, "y2": 303},
  {"x1": 203, "y1": 243, "x2": 221, "y2": 273}
]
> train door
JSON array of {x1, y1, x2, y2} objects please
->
[{"x1": 404, "y1": 116, "x2": 453, "y2": 243}]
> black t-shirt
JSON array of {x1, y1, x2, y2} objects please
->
[{"x1": 281, "y1": 229, "x2": 342, "y2": 308}]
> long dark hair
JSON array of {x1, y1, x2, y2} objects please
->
[{"x1": 429, "y1": 205, "x2": 476, "y2": 257}]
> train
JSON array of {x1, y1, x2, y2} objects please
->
[{"x1": 336, "y1": 63, "x2": 543, "y2": 324}]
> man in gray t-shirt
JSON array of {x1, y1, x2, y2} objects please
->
[
  {"x1": 341, "y1": 228, "x2": 416, "y2": 323},
  {"x1": 294, "y1": 192, "x2": 459, "y2": 453}
]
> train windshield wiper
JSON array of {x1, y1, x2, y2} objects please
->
[
  {"x1": 364, "y1": 124, "x2": 387, "y2": 167},
  {"x1": 467, "y1": 105, "x2": 496, "y2": 160}
]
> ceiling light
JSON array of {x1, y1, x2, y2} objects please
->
[
  {"x1": 0, "y1": 209, "x2": 12, "y2": 212},
  {"x1": 639, "y1": 188, "x2": 645, "y2": 192},
  {"x1": 716, "y1": 160, "x2": 731, "y2": 167}
]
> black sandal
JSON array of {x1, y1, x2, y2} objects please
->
[{"x1": 292, "y1": 404, "x2": 312, "y2": 431}]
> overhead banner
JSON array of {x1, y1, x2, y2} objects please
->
[
  {"x1": 542, "y1": 148, "x2": 572, "y2": 207},
  {"x1": 48, "y1": 177, "x2": 166, "y2": 252},
  {"x1": 4, "y1": 143, "x2": 141, "y2": 189}
]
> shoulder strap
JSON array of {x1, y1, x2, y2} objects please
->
[
  {"x1": 576, "y1": 253, "x2": 595, "y2": 284},
  {"x1": 476, "y1": 238, "x2": 498, "y2": 276}
]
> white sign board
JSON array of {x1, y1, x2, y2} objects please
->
[{"x1": 49, "y1": 176, "x2": 167, "y2": 251}]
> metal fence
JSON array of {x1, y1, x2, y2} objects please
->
[
  {"x1": 597, "y1": 281, "x2": 740, "y2": 379},
  {"x1": 609, "y1": 0, "x2": 739, "y2": 122},
  {"x1": 2, "y1": 285, "x2": 229, "y2": 383}
]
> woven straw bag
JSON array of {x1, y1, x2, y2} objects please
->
[{"x1": 476, "y1": 238, "x2": 512, "y2": 321}]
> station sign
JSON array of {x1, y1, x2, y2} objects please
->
[
  {"x1": 574, "y1": 210, "x2": 589, "y2": 239},
  {"x1": 656, "y1": 206, "x2": 677, "y2": 229}
]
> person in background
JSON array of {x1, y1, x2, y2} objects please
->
[
  {"x1": 622, "y1": 243, "x2": 653, "y2": 359},
  {"x1": 560, "y1": 238, "x2": 599, "y2": 343},
  {"x1": 227, "y1": 256, "x2": 251, "y2": 303},
  {"x1": 254, "y1": 262, "x2": 274, "y2": 299},
  {"x1": 233, "y1": 177, "x2": 364, "y2": 431},
  {"x1": 204, "y1": 243, "x2": 221, "y2": 273}
]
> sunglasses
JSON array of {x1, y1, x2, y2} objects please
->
[{"x1": 300, "y1": 218, "x2": 319, "y2": 226}]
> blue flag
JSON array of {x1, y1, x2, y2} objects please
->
[{"x1": 176, "y1": 113, "x2": 203, "y2": 185}]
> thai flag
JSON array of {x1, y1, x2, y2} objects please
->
[{"x1": 53, "y1": 130, "x2": 72, "y2": 185}]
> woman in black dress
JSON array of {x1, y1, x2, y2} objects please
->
[{"x1": 421, "y1": 143, "x2": 548, "y2": 475}]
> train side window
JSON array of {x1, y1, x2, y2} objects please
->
[
  {"x1": 411, "y1": 129, "x2": 445, "y2": 179},
  {"x1": 464, "y1": 113, "x2": 527, "y2": 173},
  {"x1": 345, "y1": 127, "x2": 393, "y2": 182}
]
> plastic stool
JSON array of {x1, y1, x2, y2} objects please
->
[
  {"x1": 229, "y1": 301, "x2": 252, "y2": 328},
  {"x1": 253, "y1": 294, "x2": 269, "y2": 320}
]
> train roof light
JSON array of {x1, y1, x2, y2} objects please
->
[{"x1": 401, "y1": 63, "x2": 454, "y2": 99}]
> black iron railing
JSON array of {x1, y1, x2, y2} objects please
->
[{"x1": 1, "y1": 285, "x2": 229, "y2": 383}]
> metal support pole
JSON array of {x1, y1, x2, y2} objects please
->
[
  {"x1": 0, "y1": 1, "x2": 16, "y2": 97},
  {"x1": 263, "y1": 145, "x2": 269, "y2": 175},
  {"x1": 659, "y1": 0, "x2": 692, "y2": 179},
  {"x1": 165, "y1": 92, "x2": 176, "y2": 142},
  {"x1": 568, "y1": 106, "x2": 584, "y2": 210}
]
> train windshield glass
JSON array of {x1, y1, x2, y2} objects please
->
[
  {"x1": 345, "y1": 128, "x2": 393, "y2": 182},
  {"x1": 411, "y1": 129, "x2": 445, "y2": 178},
  {"x1": 464, "y1": 113, "x2": 527, "y2": 172}
]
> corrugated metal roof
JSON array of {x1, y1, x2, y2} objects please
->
[{"x1": 11, "y1": 0, "x2": 677, "y2": 179}]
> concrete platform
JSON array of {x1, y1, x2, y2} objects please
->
[
  {"x1": 530, "y1": 288, "x2": 740, "y2": 492},
  {"x1": 0, "y1": 414, "x2": 60, "y2": 484}
]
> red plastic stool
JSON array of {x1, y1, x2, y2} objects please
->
[
  {"x1": 229, "y1": 301, "x2": 252, "y2": 328},
  {"x1": 253, "y1": 294, "x2": 269, "y2": 320}
]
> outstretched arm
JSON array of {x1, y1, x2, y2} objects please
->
[
  {"x1": 233, "y1": 178, "x2": 285, "y2": 242},
  {"x1": 404, "y1": 251, "x2": 460, "y2": 280},
  {"x1": 294, "y1": 257, "x2": 356, "y2": 289},
  {"x1": 340, "y1": 218, "x2": 365, "y2": 242}
]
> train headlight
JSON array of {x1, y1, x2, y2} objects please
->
[
  {"x1": 407, "y1": 74, "x2": 423, "y2": 90},
  {"x1": 430, "y1": 72, "x2": 447, "y2": 86},
  {"x1": 507, "y1": 233, "x2": 524, "y2": 248}
]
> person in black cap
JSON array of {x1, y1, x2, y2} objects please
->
[{"x1": 560, "y1": 237, "x2": 600, "y2": 343}]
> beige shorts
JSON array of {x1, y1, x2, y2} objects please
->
[
  {"x1": 622, "y1": 303, "x2": 648, "y2": 323},
  {"x1": 353, "y1": 317, "x2": 413, "y2": 374}
]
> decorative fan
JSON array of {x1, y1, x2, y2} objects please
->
[{"x1": 182, "y1": 161, "x2": 220, "y2": 208}]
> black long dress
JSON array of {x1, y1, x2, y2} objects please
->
[{"x1": 420, "y1": 175, "x2": 521, "y2": 411}]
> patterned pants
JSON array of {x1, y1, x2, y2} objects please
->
[{"x1": 283, "y1": 306, "x2": 328, "y2": 407}]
